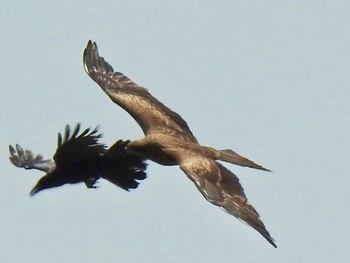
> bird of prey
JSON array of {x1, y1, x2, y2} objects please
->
[
  {"x1": 9, "y1": 123, "x2": 147, "y2": 196},
  {"x1": 83, "y1": 40, "x2": 276, "y2": 247}
]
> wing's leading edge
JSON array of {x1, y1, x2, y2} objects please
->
[
  {"x1": 180, "y1": 156, "x2": 276, "y2": 247},
  {"x1": 83, "y1": 40, "x2": 197, "y2": 143}
]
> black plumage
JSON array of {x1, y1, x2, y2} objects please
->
[{"x1": 9, "y1": 124, "x2": 147, "y2": 196}]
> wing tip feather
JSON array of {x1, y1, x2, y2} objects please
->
[{"x1": 83, "y1": 40, "x2": 114, "y2": 76}]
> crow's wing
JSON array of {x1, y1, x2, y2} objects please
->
[
  {"x1": 9, "y1": 144, "x2": 55, "y2": 173},
  {"x1": 53, "y1": 123, "x2": 106, "y2": 168},
  {"x1": 102, "y1": 140, "x2": 147, "y2": 190}
]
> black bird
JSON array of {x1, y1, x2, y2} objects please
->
[
  {"x1": 83, "y1": 40, "x2": 276, "y2": 247},
  {"x1": 9, "y1": 124, "x2": 147, "y2": 196}
]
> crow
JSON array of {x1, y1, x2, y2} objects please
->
[{"x1": 9, "y1": 124, "x2": 147, "y2": 196}]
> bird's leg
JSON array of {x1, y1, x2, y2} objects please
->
[
  {"x1": 9, "y1": 144, "x2": 55, "y2": 173},
  {"x1": 84, "y1": 178, "x2": 99, "y2": 189}
]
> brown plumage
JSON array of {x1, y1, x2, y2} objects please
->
[
  {"x1": 9, "y1": 124, "x2": 147, "y2": 196},
  {"x1": 83, "y1": 41, "x2": 276, "y2": 247}
]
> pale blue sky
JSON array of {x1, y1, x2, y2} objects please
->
[{"x1": 1, "y1": 1, "x2": 350, "y2": 262}]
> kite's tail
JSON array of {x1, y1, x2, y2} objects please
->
[{"x1": 216, "y1": 148, "x2": 271, "y2": 172}]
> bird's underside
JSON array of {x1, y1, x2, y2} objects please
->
[
  {"x1": 84, "y1": 40, "x2": 277, "y2": 247},
  {"x1": 9, "y1": 124, "x2": 147, "y2": 196}
]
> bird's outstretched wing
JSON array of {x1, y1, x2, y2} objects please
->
[
  {"x1": 9, "y1": 144, "x2": 55, "y2": 173},
  {"x1": 102, "y1": 140, "x2": 147, "y2": 190},
  {"x1": 180, "y1": 156, "x2": 276, "y2": 247},
  {"x1": 83, "y1": 40, "x2": 197, "y2": 143},
  {"x1": 53, "y1": 123, "x2": 106, "y2": 168},
  {"x1": 10, "y1": 124, "x2": 147, "y2": 195}
]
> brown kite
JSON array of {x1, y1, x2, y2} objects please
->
[{"x1": 83, "y1": 41, "x2": 276, "y2": 247}]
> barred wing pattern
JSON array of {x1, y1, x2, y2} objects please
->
[
  {"x1": 83, "y1": 40, "x2": 276, "y2": 247},
  {"x1": 84, "y1": 41, "x2": 197, "y2": 143}
]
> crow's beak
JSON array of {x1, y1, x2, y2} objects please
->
[{"x1": 29, "y1": 185, "x2": 41, "y2": 196}]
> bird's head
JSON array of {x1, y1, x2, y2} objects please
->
[{"x1": 29, "y1": 171, "x2": 65, "y2": 196}]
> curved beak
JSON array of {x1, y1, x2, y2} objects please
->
[{"x1": 29, "y1": 185, "x2": 42, "y2": 196}]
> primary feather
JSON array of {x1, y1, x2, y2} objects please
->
[{"x1": 84, "y1": 41, "x2": 276, "y2": 247}]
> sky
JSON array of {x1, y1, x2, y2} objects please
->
[{"x1": 1, "y1": 1, "x2": 350, "y2": 262}]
